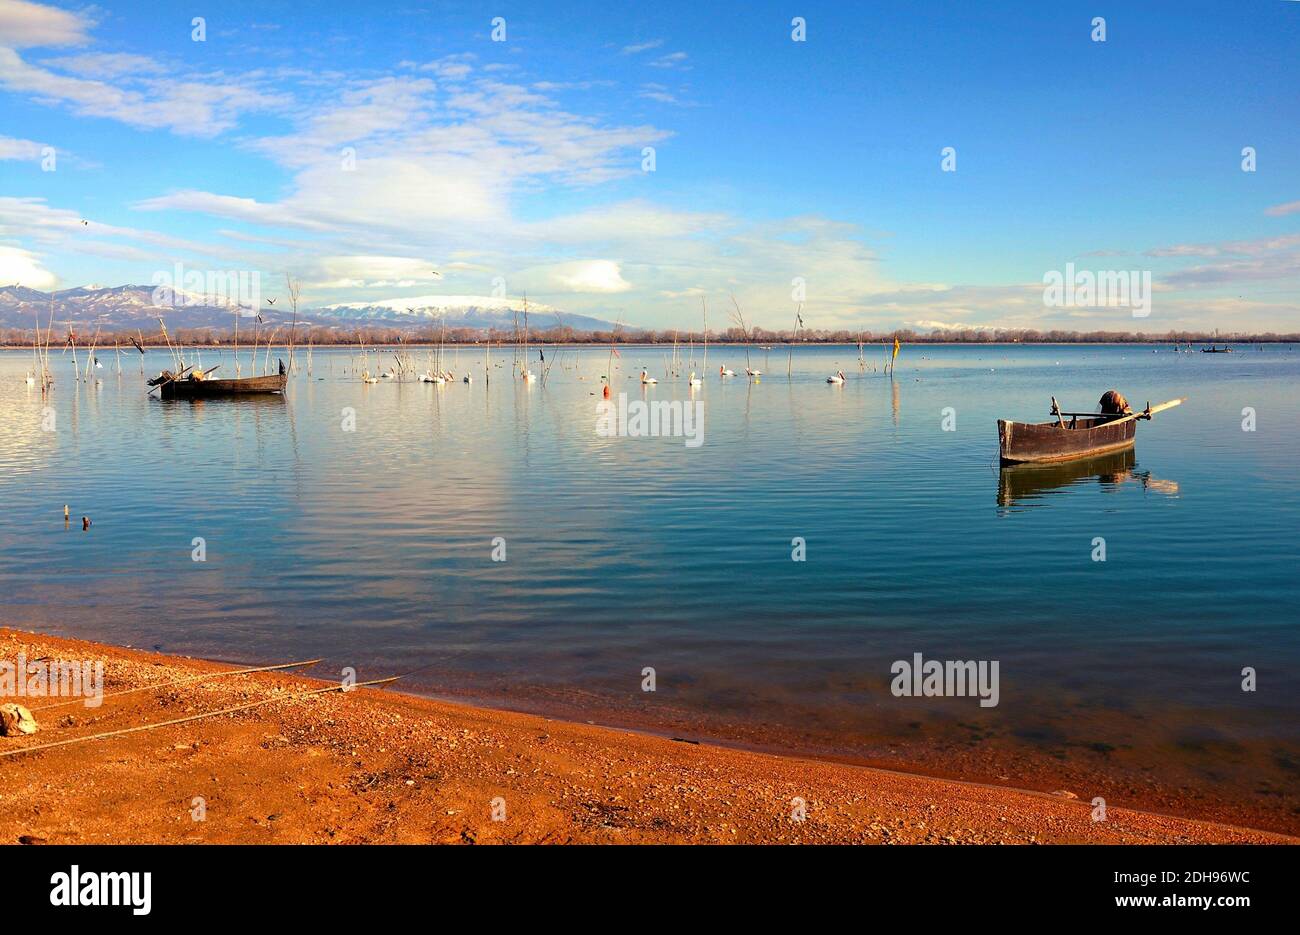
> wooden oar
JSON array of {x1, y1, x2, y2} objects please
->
[{"x1": 1103, "y1": 397, "x2": 1186, "y2": 428}]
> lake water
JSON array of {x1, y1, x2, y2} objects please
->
[{"x1": 2, "y1": 342, "x2": 1298, "y2": 832}]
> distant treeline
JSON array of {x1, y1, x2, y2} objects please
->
[{"x1": 2, "y1": 325, "x2": 1297, "y2": 347}]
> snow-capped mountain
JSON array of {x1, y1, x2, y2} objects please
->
[
  {"x1": 0, "y1": 284, "x2": 276, "y2": 331},
  {"x1": 0, "y1": 285, "x2": 625, "y2": 334},
  {"x1": 315, "y1": 295, "x2": 622, "y2": 332}
]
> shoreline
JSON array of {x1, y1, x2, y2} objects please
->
[
  {"x1": 1, "y1": 628, "x2": 1292, "y2": 845},
  {"x1": 4, "y1": 340, "x2": 1297, "y2": 350}
]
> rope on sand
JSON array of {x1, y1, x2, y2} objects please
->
[
  {"x1": 28, "y1": 658, "x2": 325, "y2": 712},
  {"x1": 0, "y1": 677, "x2": 399, "y2": 760}
]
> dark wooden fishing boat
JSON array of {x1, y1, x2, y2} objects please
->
[
  {"x1": 149, "y1": 361, "x2": 287, "y2": 399},
  {"x1": 997, "y1": 394, "x2": 1184, "y2": 464},
  {"x1": 1201, "y1": 345, "x2": 1233, "y2": 353}
]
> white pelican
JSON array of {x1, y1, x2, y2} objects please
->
[
  {"x1": 640, "y1": 370, "x2": 658, "y2": 384},
  {"x1": 362, "y1": 370, "x2": 380, "y2": 384},
  {"x1": 745, "y1": 367, "x2": 762, "y2": 376},
  {"x1": 380, "y1": 371, "x2": 394, "y2": 380},
  {"x1": 521, "y1": 369, "x2": 536, "y2": 382},
  {"x1": 688, "y1": 371, "x2": 703, "y2": 386},
  {"x1": 719, "y1": 365, "x2": 735, "y2": 377},
  {"x1": 827, "y1": 371, "x2": 846, "y2": 384}
]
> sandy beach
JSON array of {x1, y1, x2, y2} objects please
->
[{"x1": 0, "y1": 628, "x2": 1291, "y2": 846}]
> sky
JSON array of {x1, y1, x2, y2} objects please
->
[{"x1": 1, "y1": 0, "x2": 1298, "y2": 333}]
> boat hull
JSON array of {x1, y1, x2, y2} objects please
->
[
  {"x1": 158, "y1": 374, "x2": 287, "y2": 399},
  {"x1": 997, "y1": 416, "x2": 1136, "y2": 464}
]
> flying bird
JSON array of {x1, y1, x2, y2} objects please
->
[{"x1": 266, "y1": 297, "x2": 276, "y2": 305}]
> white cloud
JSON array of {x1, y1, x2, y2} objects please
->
[
  {"x1": 135, "y1": 190, "x2": 335, "y2": 231},
  {"x1": 417, "y1": 54, "x2": 475, "y2": 80},
  {"x1": 0, "y1": 134, "x2": 44, "y2": 159},
  {"x1": 0, "y1": 196, "x2": 259, "y2": 265},
  {"x1": 621, "y1": 39, "x2": 664, "y2": 55},
  {"x1": 648, "y1": 52, "x2": 689, "y2": 69},
  {"x1": 1146, "y1": 244, "x2": 1218, "y2": 258},
  {"x1": 306, "y1": 255, "x2": 445, "y2": 289},
  {"x1": 0, "y1": 49, "x2": 283, "y2": 136},
  {"x1": 639, "y1": 83, "x2": 691, "y2": 105},
  {"x1": 0, "y1": 244, "x2": 57, "y2": 288},
  {"x1": 524, "y1": 200, "x2": 728, "y2": 243},
  {"x1": 1264, "y1": 200, "x2": 1300, "y2": 217},
  {"x1": 138, "y1": 74, "x2": 671, "y2": 247},
  {"x1": 42, "y1": 52, "x2": 168, "y2": 78},
  {"x1": 0, "y1": 0, "x2": 90, "y2": 48},
  {"x1": 522, "y1": 259, "x2": 631, "y2": 294}
]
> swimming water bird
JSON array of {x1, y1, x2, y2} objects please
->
[
  {"x1": 640, "y1": 370, "x2": 658, "y2": 384},
  {"x1": 719, "y1": 366, "x2": 735, "y2": 377},
  {"x1": 688, "y1": 371, "x2": 703, "y2": 386},
  {"x1": 827, "y1": 371, "x2": 846, "y2": 384}
]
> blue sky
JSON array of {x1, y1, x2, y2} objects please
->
[{"x1": 1, "y1": 0, "x2": 1298, "y2": 331}]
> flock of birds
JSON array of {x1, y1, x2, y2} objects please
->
[
  {"x1": 361, "y1": 368, "x2": 473, "y2": 385},
  {"x1": 637, "y1": 364, "x2": 847, "y2": 385}
]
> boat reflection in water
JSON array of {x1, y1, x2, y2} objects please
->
[{"x1": 997, "y1": 448, "x2": 1180, "y2": 509}]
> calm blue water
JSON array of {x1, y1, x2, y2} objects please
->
[{"x1": 2, "y1": 343, "x2": 1297, "y2": 829}]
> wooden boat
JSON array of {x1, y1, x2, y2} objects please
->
[
  {"x1": 1201, "y1": 345, "x2": 1233, "y2": 353},
  {"x1": 997, "y1": 396, "x2": 1184, "y2": 464},
  {"x1": 149, "y1": 362, "x2": 287, "y2": 399}
]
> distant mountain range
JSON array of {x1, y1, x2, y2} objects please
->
[
  {"x1": 314, "y1": 295, "x2": 624, "y2": 333},
  {"x1": 0, "y1": 285, "x2": 626, "y2": 334}
]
